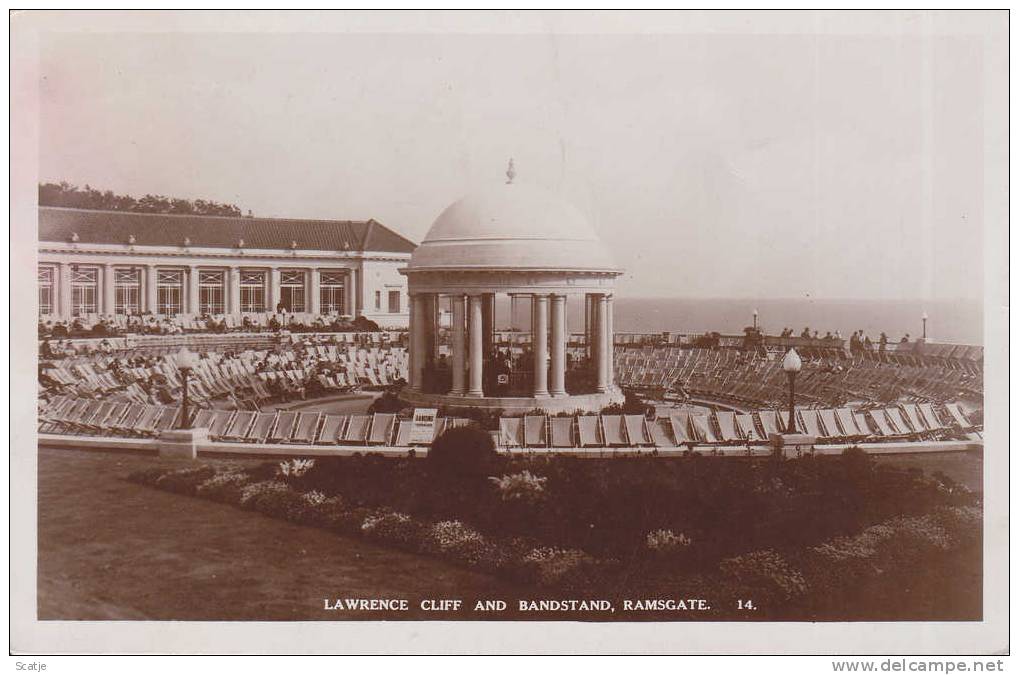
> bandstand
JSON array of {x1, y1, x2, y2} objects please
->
[{"x1": 399, "y1": 165, "x2": 624, "y2": 413}]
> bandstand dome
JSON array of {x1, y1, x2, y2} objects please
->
[{"x1": 407, "y1": 182, "x2": 618, "y2": 273}]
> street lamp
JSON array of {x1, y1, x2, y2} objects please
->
[
  {"x1": 922, "y1": 311, "x2": 928, "y2": 340},
  {"x1": 176, "y1": 347, "x2": 199, "y2": 429},
  {"x1": 752, "y1": 308, "x2": 759, "y2": 331},
  {"x1": 782, "y1": 348, "x2": 802, "y2": 434}
]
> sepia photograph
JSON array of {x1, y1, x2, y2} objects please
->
[{"x1": 9, "y1": 9, "x2": 1009, "y2": 656}]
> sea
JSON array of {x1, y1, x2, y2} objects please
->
[{"x1": 608, "y1": 298, "x2": 984, "y2": 345}]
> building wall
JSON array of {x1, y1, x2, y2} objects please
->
[{"x1": 37, "y1": 243, "x2": 411, "y2": 328}]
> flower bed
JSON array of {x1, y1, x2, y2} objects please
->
[{"x1": 127, "y1": 453, "x2": 983, "y2": 617}]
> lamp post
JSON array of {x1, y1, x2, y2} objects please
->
[
  {"x1": 782, "y1": 348, "x2": 802, "y2": 434},
  {"x1": 176, "y1": 347, "x2": 199, "y2": 429},
  {"x1": 752, "y1": 308, "x2": 759, "y2": 331},
  {"x1": 922, "y1": 311, "x2": 928, "y2": 340}
]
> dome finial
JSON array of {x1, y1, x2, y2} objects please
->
[{"x1": 505, "y1": 158, "x2": 516, "y2": 184}]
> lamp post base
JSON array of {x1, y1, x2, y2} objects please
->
[
  {"x1": 768, "y1": 433, "x2": 817, "y2": 458},
  {"x1": 158, "y1": 427, "x2": 209, "y2": 459}
]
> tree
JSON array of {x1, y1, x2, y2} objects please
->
[{"x1": 38, "y1": 182, "x2": 245, "y2": 217}]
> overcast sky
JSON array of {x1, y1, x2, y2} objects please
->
[{"x1": 39, "y1": 28, "x2": 986, "y2": 300}]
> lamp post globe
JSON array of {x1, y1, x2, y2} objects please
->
[
  {"x1": 176, "y1": 347, "x2": 198, "y2": 429},
  {"x1": 782, "y1": 348, "x2": 802, "y2": 433}
]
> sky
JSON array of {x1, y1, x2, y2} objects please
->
[{"x1": 38, "y1": 27, "x2": 987, "y2": 301}]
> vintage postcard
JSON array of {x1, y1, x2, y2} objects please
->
[{"x1": 9, "y1": 10, "x2": 1009, "y2": 656}]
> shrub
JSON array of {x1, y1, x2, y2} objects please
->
[
  {"x1": 489, "y1": 470, "x2": 547, "y2": 503},
  {"x1": 360, "y1": 509, "x2": 425, "y2": 551},
  {"x1": 645, "y1": 529, "x2": 692, "y2": 553},
  {"x1": 153, "y1": 466, "x2": 217, "y2": 495},
  {"x1": 426, "y1": 425, "x2": 498, "y2": 479},
  {"x1": 522, "y1": 546, "x2": 598, "y2": 587},
  {"x1": 196, "y1": 470, "x2": 251, "y2": 503},
  {"x1": 719, "y1": 549, "x2": 808, "y2": 601},
  {"x1": 238, "y1": 480, "x2": 307, "y2": 521},
  {"x1": 276, "y1": 458, "x2": 315, "y2": 480},
  {"x1": 424, "y1": 520, "x2": 495, "y2": 567}
]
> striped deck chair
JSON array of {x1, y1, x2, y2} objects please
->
[
  {"x1": 393, "y1": 420, "x2": 413, "y2": 446},
  {"x1": 223, "y1": 410, "x2": 257, "y2": 440},
  {"x1": 854, "y1": 412, "x2": 875, "y2": 437},
  {"x1": 290, "y1": 412, "x2": 322, "y2": 444},
  {"x1": 112, "y1": 404, "x2": 147, "y2": 434},
  {"x1": 344, "y1": 415, "x2": 370, "y2": 443},
  {"x1": 943, "y1": 402, "x2": 974, "y2": 431},
  {"x1": 690, "y1": 414, "x2": 720, "y2": 443},
  {"x1": 714, "y1": 412, "x2": 742, "y2": 443},
  {"x1": 648, "y1": 417, "x2": 677, "y2": 447},
  {"x1": 601, "y1": 415, "x2": 627, "y2": 446},
  {"x1": 577, "y1": 415, "x2": 604, "y2": 447},
  {"x1": 368, "y1": 413, "x2": 397, "y2": 444},
  {"x1": 624, "y1": 415, "x2": 652, "y2": 445},
  {"x1": 798, "y1": 409, "x2": 824, "y2": 438},
  {"x1": 97, "y1": 403, "x2": 130, "y2": 433},
  {"x1": 245, "y1": 412, "x2": 278, "y2": 443},
  {"x1": 757, "y1": 411, "x2": 782, "y2": 437},
  {"x1": 132, "y1": 405, "x2": 164, "y2": 436},
  {"x1": 817, "y1": 409, "x2": 843, "y2": 441},
  {"x1": 735, "y1": 413, "x2": 762, "y2": 442},
  {"x1": 524, "y1": 415, "x2": 547, "y2": 447},
  {"x1": 316, "y1": 415, "x2": 347, "y2": 444},
  {"x1": 83, "y1": 402, "x2": 117, "y2": 432},
  {"x1": 207, "y1": 410, "x2": 235, "y2": 440},
  {"x1": 191, "y1": 409, "x2": 216, "y2": 429},
  {"x1": 550, "y1": 417, "x2": 574, "y2": 448},
  {"x1": 669, "y1": 413, "x2": 694, "y2": 444},
  {"x1": 918, "y1": 403, "x2": 948, "y2": 434},
  {"x1": 499, "y1": 417, "x2": 524, "y2": 447},
  {"x1": 268, "y1": 412, "x2": 298, "y2": 443},
  {"x1": 155, "y1": 406, "x2": 182, "y2": 433}
]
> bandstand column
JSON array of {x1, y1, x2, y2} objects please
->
[
  {"x1": 550, "y1": 294, "x2": 567, "y2": 396},
  {"x1": 229, "y1": 266, "x2": 241, "y2": 315},
  {"x1": 346, "y1": 269, "x2": 357, "y2": 317},
  {"x1": 482, "y1": 293, "x2": 495, "y2": 357},
  {"x1": 606, "y1": 294, "x2": 615, "y2": 387},
  {"x1": 309, "y1": 268, "x2": 321, "y2": 315},
  {"x1": 145, "y1": 265, "x2": 158, "y2": 314},
  {"x1": 103, "y1": 263, "x2": 116, "y2": 315},
  {"x1": 269, "y1": 268, "x2": 281, "y2": 311},
  {"x1": 187, "y1": 266, "x2": 200, "y2": 314},
  {"x1": 451, "y1": 294, "x2": 467, "y2": 395},
  {"x1": 532, "y1": 294, "x2": 550, "y2": 398},
  {"x1": 410, "y1": 293, "x2": 427, "y2": 390},
  {"x1": 595, "y1": 294, "x2": 609, "y2": 393},
  {"x1": 584, "y1": 294, "x2": 593, "y2": 359},
  {"x1": 468, "y1": 295, "x2": 484, "y2": 397}
]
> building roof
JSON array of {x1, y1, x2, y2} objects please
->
[
  {"x1": 38, "y1": 206, "x2": 417, "y2": 254},
  {"x1": 406, "y1": 181, "x2": 620, "y2": 273}
]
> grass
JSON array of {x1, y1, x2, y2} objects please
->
[
  {"x1": 873, "y1": 450, "x2": 983, "y2": 492},
  {"x1": 37, "y1": 447, "x2": 518, "y2": 620}
]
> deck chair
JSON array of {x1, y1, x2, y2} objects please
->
[
  {"x1": 393, "y1": 420, "x2": 413, "y2": 446},
  {"x1": 817, "y1": 409, "x2": 843, "y2": 442},
  {"x1": 155, "y1": 406, "x2": 182, "y2": 433},
  {"x1": 223, "y1": 410, "x2": 257, "y2": 441},
  {"x1": 269, "y1": 411, "x2": 298, "y2": 442},
  {"x1": 714, "y1": 411, "x2": 742, "y2": 443},
  {"x1": 776, "y1": 410, "x2": 805, "y2": 435},
  {"x1": 316, "y1": 415, "x2": 347, "y2": 444},
  {"x1": 207, "y1": 410, "x2": 235, "y2": 440},
  {"x1": 867, "y1": 409, "x2": 897, "y2": 437},
  {"x1": 649, "y1": 417, "x2": 677, "y2": 447},
  {"x1": 669, "y1": 412, "x2": 694, "y2": 444},
  {"x1": 344, "y1": 415, "x2": 370, "y2": 443},
  {"x1": 245, "y1": 412, "x2": 278, "y2": 443},
  {"x1": 757, "y1": 410, "x2": 782, "y2": 437},
  {"x1": 601, "y1": 415, "x2": 627, "y2": 446},
  {"x1": 884, "y1": 407, "x2": 917, "y2": 437},
  {"x1": 524, "y1": 415, "x2": 548, "y2": 447},
  {"x1": 133, "y1": 405, "x2": 164, "y2": 436},
  {"x1": 918, "y1": 403, "x2": 948, "y2": 433},
  {"x1": 853, "y1": 412, "x2": 875, "y2": 437},
  {"x1": 113, "y1": 404, "x2": 147, "y2": 434},
  {"x1": 368, "y1": 413, "x2": 396, "y2": 444},
  {"x1": 735, "y1": 413, "x2": 763, "y2": 442},
  {"x1": 690, "y1": 414, "x2": 720, "y2": 443},
  {"x1": 499, "y1": 417, "x2": 524, "y2": 447},
  {"x1": 97, "y1": 403, "x2": 130, "y2": 433},
  {"x1": 943, "y1": 402, "x2": 975, "y2": 431},
  {"x1": 624, "y1": 414, "x2": 652, "y2": 445},
  {"x1": 901, "y1": 403, "x2": 930, "y2": 437},
  {"x1": 577, "y1": 415, "x2": 604, "y2": 447},
  {"x1": 191, "y1": 409, "x2": 216, "y2": 429},
  {"x1": 550, "y1": 417, "x2": 574, "y2": 448},
  {"x1": 798, "y1": 409, "x2": 824, "y2": 438},
  {"x1": 835, "y1": 408, "x2": 864, "y2": 438},
  {"x1": 290, "y1": 412, "x2": 321, "y2": 443}
]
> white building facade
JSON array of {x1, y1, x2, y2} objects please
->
[{"x1": 37, "y1": 206, "x2": 415, "y2": 328}]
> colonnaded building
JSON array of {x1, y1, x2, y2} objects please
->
[{"x1": 37, "y1": 206, "x2": 416, "y2": 328}]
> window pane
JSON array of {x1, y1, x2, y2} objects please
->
[
  {"x1": 320, "y1": 271, "x2": 346, "y2": 285},
  {"x1": 115, "y1": 268, "x2": 140, "y2": 284},
  {"x1": 71, "y1": 267, "x2": 98, "y2": 284},
  {"x1": 240, "y1": 271, "x2": 265, "y2": 286},
  {"x1": 199, "y1": 271, "x2": 224, "y2": 285},
  {"x1": 388, "y1": 290, "x2": 400, "y2": 313},
  {"x1": 38, "y1": 266, "x2": 53, "y2": 284},
  {"x1": 39, "y1": 287, "x2": 53, "y2": 315},
  {"x1": 157, "y1": 270, "x2": 183, "y2": 285},
  {"x1": 281, "y1": 270, "x2": 304, "y2": 285}
]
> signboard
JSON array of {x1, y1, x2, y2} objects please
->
[{"x1": 409, "y1": 408, "x2": 438, "y2": 445}]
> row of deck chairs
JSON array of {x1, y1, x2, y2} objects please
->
[
  {"x1": 496, "y1": 402, "x2": 979, "y2": 449},
  {"x1": 39, "y1": 396, "x2": 182, "y2": 437}
]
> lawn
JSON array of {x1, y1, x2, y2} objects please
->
[{"x1": 37, "y1": 446, "x2": 517, "y2": 620}]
